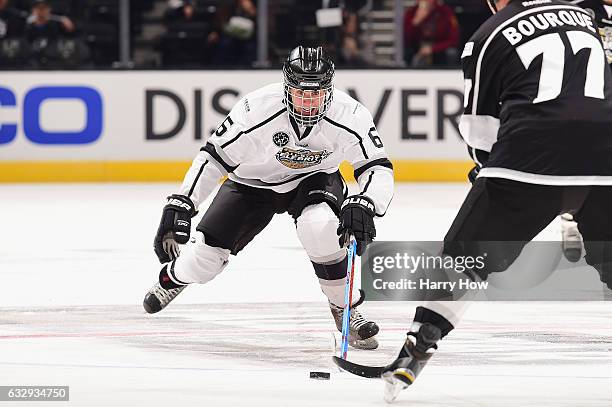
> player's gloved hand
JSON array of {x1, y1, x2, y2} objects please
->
[
  {"x1": 337, "y1": 194, "x2": 376, "y2": 256},
  {"x1": 468, "y1": 165, "x2": 480, "y2": 184},
  {"x1": 154, "y1": 194, "x2": 196, "y2": 263}
]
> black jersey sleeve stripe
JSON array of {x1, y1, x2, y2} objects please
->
[
  {"x1": 202, "y1": 143, "x2": 238, "y2": 173},
  {"x1": 375, "y1": 192, "x2": 393, "y2": 217},
  {"x1": 220, "y1": 108, "x2": 286, "y2": 149},
  {"x1": 188, "y1": 160, "x2": 208, "y2": 198},
  {"x1": 467, "y1": 146, "x2": 490, "y2": 167},
  {"x1": 361, "y1": 172, "x2": 374, "y2": 194},
  {"x1": 323, "y1": 116, "x2": 369, "y2": 159},
  {"x1": 354, "y1": 158, "x2": 393, "y2": 180}
]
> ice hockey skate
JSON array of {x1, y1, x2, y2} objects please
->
[
  {"x1": 143, "y1": 265, "x2": 187, "y2": 314},
  {"x1": 381, "y1": 323, "x2": 441, "y2": 403},
  {"x1": 561, "y1": 213, "x2": 583, "y2": 263},
  {"x1": 329, "y1": 290, "x2": 379, "y2": 350}
]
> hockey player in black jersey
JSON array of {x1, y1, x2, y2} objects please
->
[
  {"x1": 560, "y1": 0, "x2": 612, "y2": 261},
  {"x1": 142, "y1": 46, "x2": 395, "y2": 350},
  {"x1": 334, "y1": 0, "x2": 612, "y2": 401},
  {"x1": 573, "y1": 0, "x2": 612, "y2": 65}
]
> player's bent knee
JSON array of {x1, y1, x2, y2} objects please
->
[
  {"x1": 173, "y1": 232, "x2": 231, "y2": 284},
  {"x1": 296, "y1": 203, "x2": 344, "y2": 262}
]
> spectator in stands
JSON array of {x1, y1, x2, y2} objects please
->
[
  {"x1": 302, "y1": 1, "x2": 371, "y2": 67},
  {"x1": 24, "y1": 0, "x2": 86, "y2": 68},
  {"x1": 208, "y1": 0, "x2": 256, "y2": 66},
  {"x1": 0, "y1": 0, "x2": 26, "y2": 39},
  {"x1": 444, "y1": 0, "x2": 490, "y2": 55},
  {"x1": 25, "y1": 0, "x2": 74, "y2": 41},
  {"x1": 336, "y1": 10, "x2": 374, "y2": 67},
  {"x1": 165, "y1": 0, "x2": 197, "y2": 22},
  {"x1": 403, "y1": 0, "x2": 459, "y2": 67}
]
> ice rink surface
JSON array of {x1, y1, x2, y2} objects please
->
[{"x1": 1, "y1": 183, "x2": 611, "y2": 407}]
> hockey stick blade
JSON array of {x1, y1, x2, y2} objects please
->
[{"x1": 332, "y1": 356, "x2": 385, "y2": 378}]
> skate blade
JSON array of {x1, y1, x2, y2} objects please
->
[
  {"x1": 383, "y1": 376, "x2": 408, "y2": 403},
  {"x1": 382, "y1": 369, "x2": 414, "y2": 403},
  {"x1": 331, "y1": 332, "x2": 344, "y2": 372}
]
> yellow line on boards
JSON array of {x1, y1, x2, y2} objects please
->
[{"x1": 0, "y1": 160, "x2": 473, "y2": 183}]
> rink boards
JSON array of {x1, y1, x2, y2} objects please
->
[{"x1": 0, "y1": 70, "x2": 472, "y2": 182}]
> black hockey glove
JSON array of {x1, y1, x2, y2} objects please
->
[
  {"x1": 154, "y1": 194, "x2": 196, "y2": 263},
  {"x1": 337, "y1": 195, "x2": 376, "y2": 256},
  {"x1": 468, "y1": 165, "x2": 480, "y2": 184}
]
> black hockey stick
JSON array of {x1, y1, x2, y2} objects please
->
[{"x1": 332, "y1": 356, "x2": 385, "y2": 378}]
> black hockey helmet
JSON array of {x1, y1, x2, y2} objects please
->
[
  {"x1": 283, "y1": 46, "x2": 335, "y2": 126},
  {"x1": 486, "y1": 0, "x2": 500, "y2": 13},
  {"x1": 486, "y1": 0, "x2": 516, "y2": 13}
]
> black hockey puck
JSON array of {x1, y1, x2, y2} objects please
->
[{"x1": 309, "y1": 371, "x2": 331, "y2": 380}]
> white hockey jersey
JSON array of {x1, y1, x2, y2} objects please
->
[{"x1": 178, "y1": 83, "x2": 394, "y2": 216}]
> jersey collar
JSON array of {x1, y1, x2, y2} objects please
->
[{"x1": 289, "y1": 115, "x2": 314, "y2": 140}]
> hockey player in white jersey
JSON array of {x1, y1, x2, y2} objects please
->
[{"x1": 143, "y1": 46, "x2": 394, "y2": 350}]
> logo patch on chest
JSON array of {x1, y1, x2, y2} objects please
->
[
  {"x1": 275, "y1": 147, "x2": 332, "y2": 169},
  {"x1": 272, "y1": 131, "x2": 290, "y2": 147}
]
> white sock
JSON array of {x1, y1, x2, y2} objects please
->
[{"x1": 319, "y1": 277, "x2": 360, "y2": 307}]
